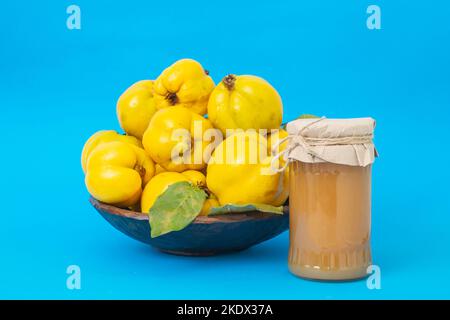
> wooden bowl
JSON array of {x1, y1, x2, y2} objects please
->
[{"x1": 90, "y1": 197, "x2": 289, "y2": 256}]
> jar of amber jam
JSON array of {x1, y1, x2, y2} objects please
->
[{"x1": 282, "y1": 118, "x2": 377, "y2": 281}]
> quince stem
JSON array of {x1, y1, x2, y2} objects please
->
[
  {"x1": 134, "y1": 164, "x2": 146, "y2": 179},
  {"x1": 166, "y1": 92, "x2": 179, "y2": 105},
  {"x1": 222, "y1": 74, "x2": 236, "y2": 91}
]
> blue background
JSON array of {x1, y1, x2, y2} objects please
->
[{"x1": 1, "y1": 0, "x2": 449, "y2": 299}]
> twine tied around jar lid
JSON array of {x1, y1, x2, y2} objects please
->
[{"x1": 270, "y1": 117, "x2": 377, "y2": 172}]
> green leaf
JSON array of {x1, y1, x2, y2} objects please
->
[
  {"x1": 297, "y1": 114, "x2": 320, "y2": 119},
  {"x1": 282, "y1": 114, "x2": 320, "y2": 129},
  {"x1": 148, "y1": 181, "x2": 207, "y2": 238},
  {"x1": 209, "y1": 203, "x2": 284, "y2": 216}
]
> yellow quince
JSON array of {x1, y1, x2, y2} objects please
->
[
  {"x1": 142, "y1": 106, "x2": 216, "y2": 172},
  {"x1": 85, "y1": 141, "x2": 155, "y2": 207},
  {"x1": 116, "y1": 80, "x2": 157, "y2": 139},
  {"x1": 207, "y1": 74, "x2": 283, "y2": 134},
  {"x1": 267, "y1": 128, "x2": 289, "y2": 206},
  {"x1": 267, "y1": 128, "x2": 289, "y2": 164},
  {"x1": 199, "y1": 197, "x2": 220, "y2": 216},
  {"x1": 206, "y1": 131, "x2": 288, "y2": 206},
  {"x1": 153, "y1": 59, "x2": 215, "y2": 115},
  {"x1": 81, "y1": 130, "x2": 142, "y2": 173},
  {"x1": 180, "y1": 170, "x2": 216, "y2": 215},
  {"x1": 154, "y1": 164, "x2": 167, "y2": 175},
  {"x1": 140, "y1": 172, "x2": 189, "y2": 213},
  {"x1": 181, "y1": 170, "x2": 206, "y2": 188}
]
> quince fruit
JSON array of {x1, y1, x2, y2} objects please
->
[
  {"x1": 181, "y1": 170, "x2": 206, "y2": 188},
  {"x1": 267, "y1": 128, "x2": 288, "y2": 163},
  {"x1": 154, "y1": 164, "x2": 167, "y2": 175},
  {"x1": 206, "y1": 131, "x2": 288, "y2": 206},
  {"x1": 267, "y1": 128, "x2": 289, "y2": 206},
  {"x1": 81, "y1": 130, "x2": 142, "y2": 173},
  {"x1": 207, "y1": 74, "x2": 283, "y2": 134},
  {"x1": 141, "y1": 172, "x2": 190, "y2": 213},
  {"x1": 141, "y1": 170, "x2": 208, "y2": 213},
  {"x1": 199, "y1": 197, "x2": 220, "y2": 216},
  {"x1": 153, "y1": 59, "x2": 215, "y2": 115},
  {"x1": 116, "y1": 80, "x2": 157, "y2": 139},
  {"x1": 85, "y1": 141, "x2": 155, "y2": 207},
  {"x1": 142, "y1": 106, "x2": 216, "y2": 172}
]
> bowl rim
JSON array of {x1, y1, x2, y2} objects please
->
[{"x1": 90, "y1": 197, "x2": 288, "y2": 224}]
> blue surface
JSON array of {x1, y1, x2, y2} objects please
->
[{"x1": 1, "y1": 0, "x2": 449, "y2": 299}]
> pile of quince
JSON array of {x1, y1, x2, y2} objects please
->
[{"x1": 82, "y1": 58, "x2": 288, "y2": 234}]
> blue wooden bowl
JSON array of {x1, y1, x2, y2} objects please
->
[{"x1": 90, "y1": 197, "x2": 289, "y2": 256}]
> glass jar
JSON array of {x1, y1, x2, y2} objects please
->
[
  {"x1": 283, "y1": 117, "x2": 376, "y2": 281},
  {"x1": 288, "y1": 161, "x2": 372, "y2": 280}
]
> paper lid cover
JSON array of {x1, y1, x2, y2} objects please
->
[{"x1": 283, "y1": 117, "x2": 377, "y2": 167}]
